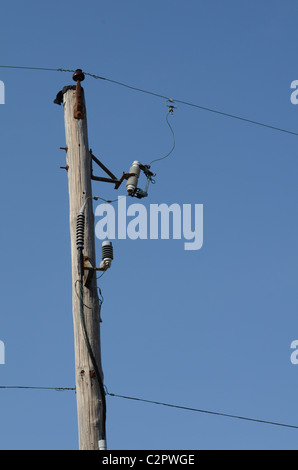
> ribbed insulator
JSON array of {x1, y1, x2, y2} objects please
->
[
  {"x1": 126, "y1": 161, "x2": 141, "y2": 195},
  {"x1": 76, "y1": 213, "x2": 85, "y2": 249},
  {"x1": 102, "y1": 241, "x2": 113, "y2": 260}
]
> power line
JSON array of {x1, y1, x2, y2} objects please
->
[
  {"x1": 88, "y1": 72, "x2": 298, "y2": 136},
  {"x1": 0, "y1": 64, "x2": 297, "y2": 136},
  {"x1": 106, "y1": 392, "x2": 298, "y2": 430},
  {"x1": 0, "y1": 65, "x2": 75, "y2": 73},
  {"x1": 0, "y1": 64, "x2": 297, "y2": 435},
  {"x1": 1, "y1": 384, "x2": 298, "y2": 431},
  {"x1": 0, "y1": 385, "x2": 75, "y2": 391}
]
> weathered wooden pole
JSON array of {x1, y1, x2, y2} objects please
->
[{"x1": 60, "y1": 70, "x2": 106, "y2": 450}]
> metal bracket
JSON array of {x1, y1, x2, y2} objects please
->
[
  {"x1": 166, "y1": 99, "x2": 177, "y2": 114},
  {"x1": 89, "y1": 150, "x2": 136, "y2": 190},
  {"x1": 90, "y1": 149, "x2": 120, "y2": 186},
  {"x1": 89, "y1": 150, "x2": 155, "y2": 198},
  {"x1": 83, "y1": 257, "x2": 95, "y2": 288},
  {"x1": 83, "y1": 256, "x2": 108, "y2": 287}
]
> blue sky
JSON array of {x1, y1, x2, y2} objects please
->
[{"x1": 0, "y1": 0, "x2": 298, "y2": 450}]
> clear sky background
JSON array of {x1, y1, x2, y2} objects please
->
[{"x1": 0, "y1": 0, "x2": 298, "y2": 450}]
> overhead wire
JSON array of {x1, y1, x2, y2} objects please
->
[
  {"x1": 0, "y1": 385, "x2": 76, "y2": 391},
  {"x1": 106, "y1": 392, "x2": 298, "y2": 430},
  {"x1": 83, "y1": 72, "x2": 298, "y2": 136},
  {"x1": 1, "y1": 63, "x2": 298, "y2": 437},
  {"x1": 0, "y1": 65, "x2": 75, "y2": 73},
  {"x1": 0, "y1": 64, "x2": 297, "y2": 135},
  {"x1": 1, "y1": 385, "x2": 298, "y2": 431}
]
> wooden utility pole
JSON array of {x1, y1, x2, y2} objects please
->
[{"x1": 61, "y1": 71, "x2": 106, "y2": 450}]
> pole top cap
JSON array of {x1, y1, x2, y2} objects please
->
[{"x1": 72, "y1": 69, "x2": 85, "y2": 82}]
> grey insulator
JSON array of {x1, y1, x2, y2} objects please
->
[
  {"x1": 102, "y1": 241, "x2": 113, "y2": 260},
  {"x1": 126, "y1": 161, "x2": 141, "y2": 195}
]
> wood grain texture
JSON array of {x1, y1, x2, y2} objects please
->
[{"x1": 63, "y1": 88, "x2": 104, "y2": 450}]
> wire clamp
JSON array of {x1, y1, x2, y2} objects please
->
[{"x1": 167, "y1": 99, "x2": 177, "y2": 114}]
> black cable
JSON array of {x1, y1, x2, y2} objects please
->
[
  {"x1": 0, "y1": 64, "x2": 297, "y2": 136},
  {"x1": 173, "y1": 99, "x2": 298, "y2": 136},
  {"x1": 0, "y1": 65, "x2": 75, "y2": 73},
  {"x1": 0, "y1": 386, "x2": 75, "y2": 391},
  {"x1": 83, "y1": 71, "x2": 169, "y2": 99},
  {"x1": 106, "y1": 392, "x2": 298, "y2": 431},
  {"x1": 149, "y1": 111, "x2": 176, "y2": 165},
  {"x1": 86, "y1": 72, "x2": 298, "y2": 136},
  {"x1": 1, "y1": 385, "x2": 298, "y2": 431},
  {"x1": 77, "y1": 248, "x2": 107, "y2": 441}
]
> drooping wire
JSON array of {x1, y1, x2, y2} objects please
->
[
  {"x1": 76, "y1": 202, "x2": 106, "y2": 441},
  {"x1": 97, "y1": 271, "x2": 106, "y2": 281},
  {"x1": 98, "y1": 285, "x2": 104, "y2": 306},
  {"x1": 76, "y1": 274, "x2": 107, "y2": 440},
  {"x1": 149, "y1": 111, "x2": 176, "y2": 166},
  {"x1": 94, "y1": 195, "x2": 127, "y2": 205},
  {"x1": 75, "y1": 280, "x2": 93, "y2": 310}
]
